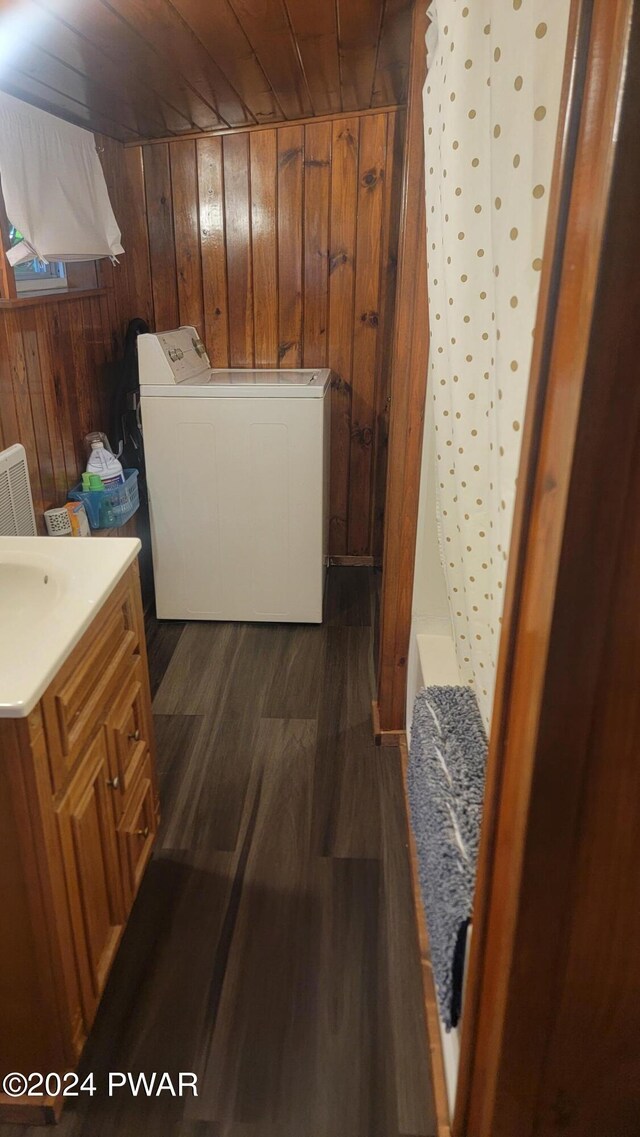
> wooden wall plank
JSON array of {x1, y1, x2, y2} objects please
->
[
  {"x1": 97, "y1": 290, "x2": 118, "y2": 374},
  {"x1": 224, "y1": 0, "x2": 313, "y2": 121},
  {"x1": 170, "y1": 140, "x2": 204, "y2": 334},
  {"x1": 25, "y1": 0, "x2": 187, "y2": 136},
  {"x1": 39, "y1": 0, "x2": 221, "y2": 134},
  {"x1": 97, "y1": 134, "x2": 132, "y2": 342},
  {"x1": 105, "y1": 0, "x2": 250, "y2": 128},
  {"x1": 372, "y1": 0, "x2": 413, "y2": 107},
  {"x1": 250, "y1": 131, "x2": 279, "y2": 366},
  {"x1": 277, "y1": 125, "x2": 304, "y2": 367},
  {"x1": 12, "y1": 40, "x2": 159, "y2": 138},
  {"x1": 328, "y1": 117, "x2": 359, "y2": 554},
  {"x1": 86, "y1": 295, "x2": 111, "y2": 427},
  {"x1": 37, "y1": 304, "x2": 78, "y2": 488},
  {"x1": 3, "y1": 311, "x2": 43, "y2": 517},
  {"x1": 96, "y1": 253, "x2": 121, "y2": 355},
  {"x1": 63, "y1": 301, "x2": 96, "y2": 448},
  {"x1": 197, "y1": 136, "x2": 229, "y2": 365},
  {"x1": 143, "y1": 143, "x2": 179, "y2": 331},
  {"x1": 223, "y1": 133, "x2": 254, "y2": 367},
  {"x1": 0, "y1": 67, "x2": 138, "y2": 142},
  {"x1": 337, "y1": 0, "x2": 383, "y2": 111},
  {"x1": 121, "y1": 146, "x2": 154, "y2": 327},
  {"x1": 0, "y1": 317, "x2": 20, "y2": 450},
  {"x1": 21, "y1": 309, "x2": 57, "y2": 517},
  {"x1": 371, "y1": 109, "x2": 404, "y2": 559},
  {"x1": 170, "y1": 0, "x2": 282, "y2": 124},
  {"x1": 348, "y1": 112, "x2": 387, "y2": 555},
  {"x1": 286, "y1": 0, "x2": 342, "y2": 116},
  {"x1": 303, "y1": 121, "x2": 331, "y2": 366}
]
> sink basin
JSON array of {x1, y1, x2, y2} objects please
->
[
  {"x1": 0, "y1": 536, "x2": 140, "y2": 718},
  {"x1": 0, "y1": 553, "x2": 65, "y2": 633}
]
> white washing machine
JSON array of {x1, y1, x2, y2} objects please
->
[{"x1": 138, "y1": 327, "x2": 330, "y2": 622}]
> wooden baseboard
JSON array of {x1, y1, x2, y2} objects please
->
[
  {"x1": 371, "y1": 700, "x2": 405, "y2": 747},
  {"x1": 0, "y1": 1092, "x2": 63, "y2": 1124},
  {"x1": 399, "y1": 736, "x2": 453, "y2": 1137},
  {"x1": 329, "y1": 555, "x2": 379, "y2": 567},
  {"x1": 372, "y1": 699, "x2": 381, "y2": 742}
]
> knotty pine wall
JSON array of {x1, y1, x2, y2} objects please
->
[
  {"x1": 0, "y1": 294, "x2": 116, "y2": 532},
  {"x1": 0, "y1": 136, "x2": 152, "y2": 533},
  {"x1": 137, "y1": 110, "x2": 405, "y2": 558}
]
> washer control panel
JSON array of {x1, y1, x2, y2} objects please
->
[{"x1": 138, "y1": 327, "x2": 211, "y2": 385}]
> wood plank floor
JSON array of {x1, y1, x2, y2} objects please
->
[{"x1": 1, "y1": 568, "x2": 436, "y2": 1137}]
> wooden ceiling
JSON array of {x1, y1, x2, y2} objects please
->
[{"x1": 0, "y1": 0, "x2": 412, "y2": 143}]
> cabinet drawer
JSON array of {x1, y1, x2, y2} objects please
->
[
  {"x1": 117, "y1": 753, "x2": 157, "y2": 908},
  {"x1": 43, "y1": 578, "x2": 139, "y2": 793},
  {"x1": 106, "y1": 657, "x2": 153, "y2": 818}
]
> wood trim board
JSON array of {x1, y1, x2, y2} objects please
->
[
  {"x1": 0, "y1": 288, "x2": 107, "y2": 310},
  {"x1": 376, "y1": 1, "x2": 430, "y2": 732},
  {"x1": 329, "y1": 555, "x2": 378, "y2": 567},
  {"x1": 398, "y1": 734, "x2": 452, "y2": 1137},
  {"x1": 452, "y1": 1, "x2": 589, "y2": 1128},
  {"x1": 124, "y1": 104, "x2": 405, "y2": 147},
  {"x1": 371, "y1": 700, "x2": 404, "y2": 747}
]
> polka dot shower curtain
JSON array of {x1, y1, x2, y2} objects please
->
[{"x1": 424, "y1": 0, "x2": 570, "y2": 727}]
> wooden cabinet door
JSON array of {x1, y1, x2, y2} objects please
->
[
  {"x1": 117, "y1": 753, "x2": 158, "y2": 910},
  {"x1": 56, "y1": 728, "x2": 124, "y2": 1029}
]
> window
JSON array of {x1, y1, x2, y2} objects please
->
[{"x1": 9, "y1": 224, "x2": 67, "y2": 293}]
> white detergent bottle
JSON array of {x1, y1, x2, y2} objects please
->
[{"x1": 86, "y1": 440, "x2": 125, "y2": 488}]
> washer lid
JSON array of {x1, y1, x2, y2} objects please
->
[{"x1": 141, "y1": 367, "x2": 332, "y2": 398}]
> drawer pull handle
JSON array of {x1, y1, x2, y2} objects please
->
[
  {"x1": 107, "y1": 776, "x2": 120, "y2": 790},
  {"x1": 128, "y1": 729, "x2": 140, "y2": 742},
  {"x1": 135, "y1": 826, "x2": 150, "y2": 839}
]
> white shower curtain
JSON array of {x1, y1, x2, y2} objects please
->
[{"x1": 424, "y1": 0, "x2": 570, "y2": 727}]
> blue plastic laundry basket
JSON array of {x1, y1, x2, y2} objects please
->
[{"x1": 69, "y1": 468, "x2": 139, "y2": 530}]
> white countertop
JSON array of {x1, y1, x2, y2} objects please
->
[{"x1": 0, "y1": 536, "x2": 141, "y2": 719}]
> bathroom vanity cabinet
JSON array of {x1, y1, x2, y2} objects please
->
[{"x1": 0, "y1": 563, "x2": 158, "y2": 1124}]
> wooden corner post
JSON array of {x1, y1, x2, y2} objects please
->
[{"x1": 375, "y1": 0, "x2": 429, "y2": 737}]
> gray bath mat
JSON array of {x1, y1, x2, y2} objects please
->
[{"x1": 408, "y1": 685, "x2": 487, "y2": 1029}]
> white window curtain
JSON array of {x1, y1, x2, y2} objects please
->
[
  {"x1": 424, "y1": 0, "x2": 570, "y2": 728},
  {"x1": 0, "y1": 91, "x2": 123, "y2": 266}
]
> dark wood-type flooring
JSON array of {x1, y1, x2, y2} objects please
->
[{"x1": 1, "y1": 569, "x2": 435, "y2": 1137}]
